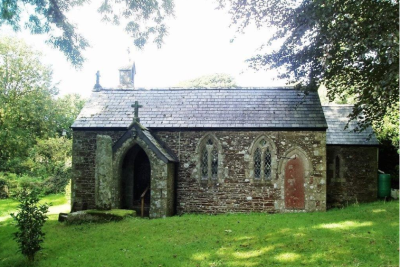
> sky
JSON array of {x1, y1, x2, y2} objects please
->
[{"x1": 2, "y1": 0, "x2": 285, "y2": 98}]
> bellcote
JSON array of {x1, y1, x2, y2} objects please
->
[{"x1": 119, "y1": 62, "x2": 136, "y2": 87}]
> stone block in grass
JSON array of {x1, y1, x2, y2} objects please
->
[{"x1": 65, "y1": 209, "x2": 136, "y2": 224}]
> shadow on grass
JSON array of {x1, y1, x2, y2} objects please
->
[{"x1": 0, "y1": 201, "x2": 398, "y2": 267}]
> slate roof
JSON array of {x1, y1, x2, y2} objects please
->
[
  {"x1": 72, "y1": 88, "x2": 327, "y2": 129},
  {"x1": 322, "y1": 105, "x2": 379, "y2": 146}
]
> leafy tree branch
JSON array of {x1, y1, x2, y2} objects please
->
[
  {"x1": 0, "y1": 0, "x2": 175, "y2": 68},
  {"x1": 218, "y1": 0, "x2": 399, "y2": 133}
]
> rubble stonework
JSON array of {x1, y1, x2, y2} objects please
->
[
  {"x1": 156, "y1": 130, "x2": 327, "y2": 213},
  {"x1": 112, "y1": 134, "x2": 174, "y2": 218},
  {"x1": 72, "y1": 130, "x2": 327, "y2": 215},
  {"x1": 72, "y1": 129, "x2": 175, "y2": 218},
  {"x1": 327, "y1": 146, "x2": 378, "y2": 207},
  {"x1": 72, "y1": 131, "x2": 124, "y2": 211},
  {"x1": 70, "y1": 87, "x2": 379, "y2": 218}
]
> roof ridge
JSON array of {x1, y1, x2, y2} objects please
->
[
  {"x1": 96, "y1": 86, "x2": 298, "y2": 91},
  {"x1": 323, "y1": 104, "x2": 354, "y2": 107}
]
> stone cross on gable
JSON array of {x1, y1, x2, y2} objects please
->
[
  {"x1": 131, "y1": 101, "x2": 143, "y2": 122},
  {"x1": 93, "y1": 70, "x2": 102, "y2": 91},
  {"x1": 96, "y1": 71, "x2": 100, "y2": 84}
]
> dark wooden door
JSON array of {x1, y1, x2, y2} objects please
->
[
  {"x1": 133, "y1": 149, "x2": 151, "y2": 204},
  {"x1": 285, "y1": 157, "x2": 305, "y2": 209}
]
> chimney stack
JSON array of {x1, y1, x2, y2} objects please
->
[{"x1": 119, "y1": 62, "x2": 136, "y2": 87}]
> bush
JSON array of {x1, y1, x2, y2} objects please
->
[
  {"x1": 10, "y1": 189, "x2": 49, "y2": 262},
  {"x1": 0, "y1": 168, "x2": 71, "y2": 197},
  {"x1": 0, "y1": 173, "x2": 42, "y2": 197},
  {"x1": 27, "y1": 137, "x2": 72, "y2": 178},
  {"x1": 0, "y1": 178, "x2": 9, "y2": 199},
  {"x1": 42, "y1": 174, "x2": 71, "y2": 195}
]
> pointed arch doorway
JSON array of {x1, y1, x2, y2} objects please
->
[
  {"x1": 121, "y1": 145, "x2": 151, "y2": 216},
  {"x1": 284, "y1": 156, "x2": 305, "y2": 209}
]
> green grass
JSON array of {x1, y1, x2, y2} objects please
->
[
  {"x1": 0, "y1": 198, "x2": 20, "y2": 217},
  {"x1": 0, "y1": 201, "x2": 398, "y2": 267},
  {"x1": 39, "y1": 194, "x2": 68, "y2": 207},
  {"x1": 0, "y1": 194, "x2": 67, "y2": 217}
]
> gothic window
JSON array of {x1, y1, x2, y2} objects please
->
[
  {"x1": 201, "y1": 149, "x2": 208, "y2": 180},
  {"x1": 335, "y1": 155, "x2": 340, "y2": 179},
  {"x1": 250, "y1": 136, "x2": 275, "y2": 182},
  {"x1": 264, "y1": 148, "x2": 272, "y2": 179},
  {"x1": 199, "y1": 136, "x2": 221, "y2": 182},
  {"x1": 333, "y1": 155, "x2": 344, "y2": 183},
  {"x1": 254, "y1": 148, "x2": 262, "y2": 179},
  {"x1": 211, "y1": 148, "x2": 218, "y2": 180}
]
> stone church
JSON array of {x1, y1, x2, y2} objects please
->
[{"x1": 71, "y1": 64, "x2": 379, "y2": 218}]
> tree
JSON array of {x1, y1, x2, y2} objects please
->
[
  {"x1": 26, "y1": 136, "x2": 72, "y2": 177},
  {"x1": 53, "y1": 94, "x2": 85, "y2": 138},
  {"x1": 218, "y1": 0, "x2": 399, "y2": 132},
  {"x1": 374, "y1": 102, "x2": 399, "y2": 149},
  {"x1": 176, "y1": 73, "x2": 238, "y2": 88},
  {"x1": 0, "y1": 0, "x2": 174, "y2": 67},
  {"x1": 10, "y1": 189, "x2": 49, "y2": 263},
  {"x1": 0, "y1": 37, "x2": 58, "y2": 172},
  {"x1": 0, "y1": 37, "x2": 83, "y2": 175},
  {"x1": 318, "y1": 84, "x2": 355, "y2": 105}
]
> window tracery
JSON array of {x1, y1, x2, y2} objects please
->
[
  {"x1": 199, "y1": 135, "x2": 221, "y2": 182},
  {"x1": 250, "y1": 136, "x2": 275, "y2": 182}
]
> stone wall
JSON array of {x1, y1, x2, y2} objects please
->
[
  {"x1": 112, "y1": 134, "x2": 174, "y2": 218},
  {"x1": 72, "y1": 131, "x2": 124, "y2": 211},
  {"x1": 72, "y1": 129, "x2": 326, "y2": 214},
  {"x1": 156, "y1": 130, "x2": 327, "y2": 214},
  {"x1": 326, "y1": 146, "x2": 378, "y2": 208},
  {"x1": 95, "y1": 135, "x2": 113, "y2": 210},
  {"x1": 72, "y1": 129, "x2": 175, "y2": 218}
]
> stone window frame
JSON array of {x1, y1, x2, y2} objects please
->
[
  {"x1": 332, "y1": 153, "x2": 345, "y2": 183},
  {"x1": 247, "y1": 135, "x2": 277, "y2": 183},
  {"x1": 195, "y1": 134, "x2": 224, "y2": 184}
]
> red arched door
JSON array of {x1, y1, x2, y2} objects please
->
[{"x1": 285, "y1": 156, "x2": 305, "y2": 209}]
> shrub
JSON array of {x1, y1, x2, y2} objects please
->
[
  {"x1": 41, "y1": 160, "x2": 71, "y2": 195},
  {"x1": 10, "y1": 189, "x2": 49, "y2": 262},
  {"x1": 0, "y1": 178, "x2": 9, "y2": 199},
  {"x1": 42, "y1": 174, "x2": 71, "y2": 195},
  {"x1": 65, "y1": 178, "x2": 72, "y2": 204},
  {"x1": 0, "y1": 173, "x2": 42, "y2": 197},
  {"x1": 27, "y1": 137, "x2": 72, "y2": 178},
  {"x1": 0, "y1": 170, "x2": 71, "y2": 197}
]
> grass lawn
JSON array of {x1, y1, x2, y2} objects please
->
[
  {"x1": 0, "y1": 194, "x2": 67, "y2": 217},
  {"x1": 0, "y1": 200, "x2": 398, "y2": 267}
]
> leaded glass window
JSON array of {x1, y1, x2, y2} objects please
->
[
  {"x1": 254, "y1": 148, "x2": 261, "y2": 179},
  {"x1": 201, "y1": 149, "x2": 208, "y2": 180},
  {"x1": 252, "y1": 137, "x2": 274, "y2": 181},
  {"x1": 211, "y1": 148, "x2": 218, "y2": 179},
  {"x1": 264, "y1": 148, "x2": 271, "y2": 179},
  {"x1": 199, "y1": 136, "x2": 220, "y2": 182}
]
